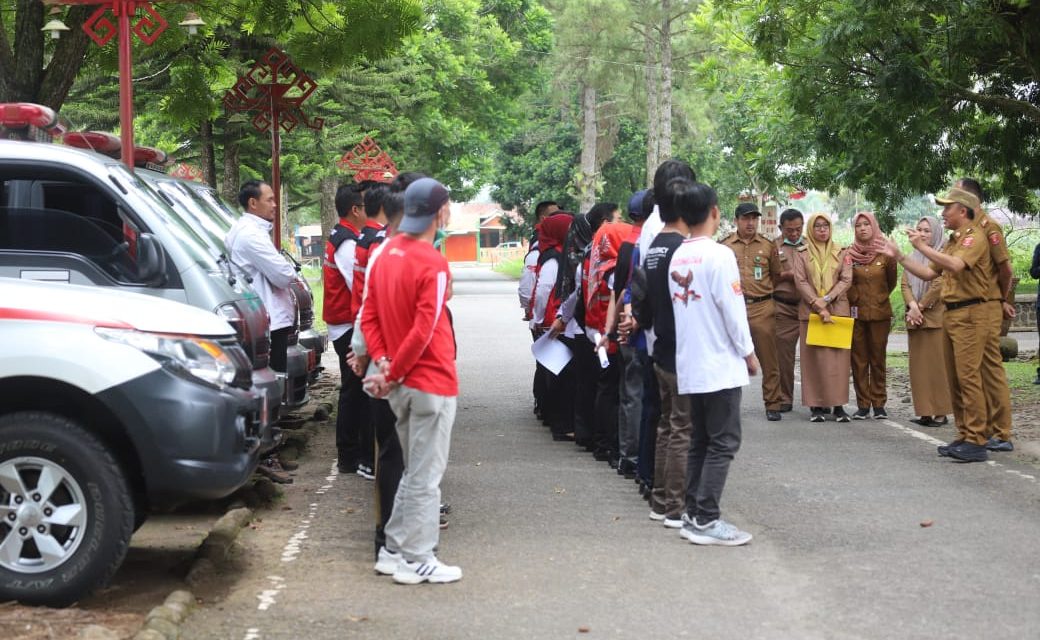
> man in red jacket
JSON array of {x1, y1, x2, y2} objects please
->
[{"x1": 362, "y1": 177, "x2": 462, "y2": 585}]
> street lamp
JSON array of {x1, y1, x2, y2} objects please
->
[{"x1": 40, "y1": 1, "x2": 202, "y2": 168}]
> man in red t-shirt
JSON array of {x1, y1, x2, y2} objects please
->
[{"x1": 362, "y1": 177, "x2": 462, "y2": 585}]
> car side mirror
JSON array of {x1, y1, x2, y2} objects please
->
[{"x1": 136, "y1": 233, "x2": 166, "y2": 286}]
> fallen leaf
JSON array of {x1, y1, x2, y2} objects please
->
[
  {"x1": 346, "y1": 507, "x2": 355, "y2": 514},
  {"x1": 553, "y1": 487, "x2": 566, "y2": 494},
  {"x1": 475, "y1": 462, "x2": 482, "y2": 466},
  {"x1": 612, "y1": 516, "x2": 620, "y2": 521},
  {"x1": 348, "y1": 615, "x2": 369, "y2": 623},
  {"x1": 578, "y1": 626, "x2": 590, "y2": 633},
  {"x1": 920, "y1": 520, "x2": 934, "y2": 528}
]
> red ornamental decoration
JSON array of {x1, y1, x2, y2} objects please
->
[
  {"x1": 337, "y1": 136, "x2": 398, "y2": 184},
  {"x1": 222, "y1": 47, "x2": 325, "y2": 135},
  {"x1": 83, "y1": 1, "x2": 168, "y2": 47},
  {"x1": 223, "y1": 47, "x2": 324, "y2": 245},
  {"x1": 169, "y1": 162, "x2": 205, "y2": 182}
]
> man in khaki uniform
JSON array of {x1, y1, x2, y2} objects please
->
[
  {"x1": 773, "y1": 209, "x2": 805, "y2": 413},
  {"x1": 880, "y1": 187, "x2": 997, "y2": 463},
  {"x1": 956, "y1": 178, "x2": 1014, "y2": 451},
  {"x1": 721, "y1": 202, "x2": 784, "y2": 420}
]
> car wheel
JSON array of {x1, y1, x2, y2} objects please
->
[{"x1": 0, "y1": 412, "x2": 134, "y2": 607}]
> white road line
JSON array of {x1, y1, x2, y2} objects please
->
[
  {"x1": 243, "y1": 459, "x2": 343, "y2": 639},
  {"x1": 792, "y1": 377, "x2": 1036, "y2": 485}
]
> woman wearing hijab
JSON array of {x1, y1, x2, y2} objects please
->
[
  {"x1": 793, "y1": 213, "x2": 853, "y2": 422},
  {"x1": 847, "y1": 212, "x2": 898, "y2": 420},
  {"x1": 585, "y1": 215, "x2": 630, "y2": 465},
  {"x1": 901, "y1": 216, "x2": 951, "y2": 427},
  {"x1": 531, "y1": 213, "x2": 576, "y2": 440}
]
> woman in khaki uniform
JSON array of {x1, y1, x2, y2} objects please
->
[
  {"x1": 901, "y1": 215, "x2": 951, "y2": 427},
  {"x1": 847, "y1": 212, "x2": 898, "y2": 419},
  {"x1": 793, "y1": 212, "x2": 853, "y2": 422}
]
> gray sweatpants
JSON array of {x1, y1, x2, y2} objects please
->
[{"x1": 384, "y1": 385, "x2": 456, "y2": 563}]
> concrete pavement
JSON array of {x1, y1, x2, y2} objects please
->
[{"x1": 182, "y1": 269, "x2": 1040, "y2": 640}]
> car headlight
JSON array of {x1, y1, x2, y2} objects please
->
[{"x1": 96, "y1": 328, "x2": 238, "y2": 389}]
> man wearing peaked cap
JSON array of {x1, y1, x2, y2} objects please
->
[
  {"x1": 719, "y1": 202, "x2": 784, "y2": 421},
  {"x1": 878, "y1": 185, "x2": 1000, "y2": 463},
  {"x1": 360, "y1": 176, "x2": 464, "y2": 584}
]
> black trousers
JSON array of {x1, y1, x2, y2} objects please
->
[
  {"x1": 270, "y1": 327, "x2": 291, "y2": 372},
  {"x1": 372, "y1": 397, "x2": 403, "y2": 556},
  {"x1": 685, "y1": 387, "x2": 742, "y2": 525},
  {"x1": 564, "y1": 334, "x2": 597, "y2": 447},
  {"x1": 532, "y1": 329, "x2": 548, "y2": 412},
  {"x1": 637, "y1": 354, "x2": 661, "y2": 485},
  {"x1": 333, "y1": 330, "x2": 373, "y2": 470},
  {"x1": 593, "y1": 350, "x2": 621, "y2": 455},
  {"x1": 545, "y1": 359, "x2": 575, "y2": 436}
]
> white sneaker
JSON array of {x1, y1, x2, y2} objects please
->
[
  {"x1": 648, "y1": 510, "x2": 666, "y2": 522},
  {"x1": 662, "y1": 516, "x2": 683, "y2": 529},
  {"x1": 679, "y1": 515, "x2": 752, "y2": 546},
  {"x1": 392, "y1": 557, "x2": 463, "y2": 584},
  {"x1": 374, "y1": 546, "x2": 400, "y2": 575}
]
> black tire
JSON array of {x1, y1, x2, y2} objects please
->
[{"x1": 0, "y1": 411, "x2": 134, "y2": 607}]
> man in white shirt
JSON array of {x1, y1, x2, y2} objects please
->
[
  {"x1": 666, "y1": 178, "x2": 758, "y2": 547},
  {"x1": 226, "y1": 180, "x2": 297, "y2": 372}
]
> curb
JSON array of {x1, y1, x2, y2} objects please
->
[{"x1": 131, "y1": 508, "x2": 253, "y2": 640}]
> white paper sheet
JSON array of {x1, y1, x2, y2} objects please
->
[{"x1": 531, "y1": 332, "x2": 573, "y2": 376}]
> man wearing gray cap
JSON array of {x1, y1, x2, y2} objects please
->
[{"x1": 361, "y1": 177, "x2": 462, "y2": 583}]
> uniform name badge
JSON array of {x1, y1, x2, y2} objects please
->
[{"x1": 754, "y1": 266, "x2": 763, "y2": 280}]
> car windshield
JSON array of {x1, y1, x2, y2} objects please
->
[{"x1": 110, "y1": 165, "x2": 220, "y2": 273}]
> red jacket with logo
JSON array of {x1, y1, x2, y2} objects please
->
[
  {"x1": 350, "y1": 220, "x2": 387, "y2": 320},
  {"x1": 322, "y1": 221, "x2": 361, "y2": 325}
]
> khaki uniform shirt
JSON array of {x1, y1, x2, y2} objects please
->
[
  {"x1": 773, "y1": 237, "x2": 804, "y2": 303},
  {"x1": 720, "y1": 232, "x2": 781, "y2": 299},
  {"x1": 847, "y1": 253, "x2": 897, "y2": 321},
  {"x1": 929, "y1": 225, "x2": 994, "y2": 303},
  {"x1": 976, "y1": 212, "x2": 1010, "y2": 301}
]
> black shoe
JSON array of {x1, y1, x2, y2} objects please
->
[
  {"x1": 937, "y1": 439, "x2": 965, "y2": 457},
  {"x1": 766, "y1": 410, "x2": 781, "y2": 421},
  {"x1": 910, "y1": 416, "x2": 932, "y2": 426},
  {"x1": 932, "y1": 416, "x2": 948, "y2": 426},
  {"x1": 985, "y1": 436, "x2": 1014, "y2": 452},
  {"x1": 947, "y1": 441, "x2": 988, "y2": 462},
  {"x1": 1033, "y1": 368, "x2": 1040, "y2": 385},
  {"x1": 873, "y1": 407, "x2": 888, "y2": 420},
  {"x1": 607, "y1": 453, "x2": 620, "y2": 469},
  {"x1": 592, "y1": 449, "x2": 610, "y2": 462},
  {"x1": 552, "y1": 432, "x2": 576, "y2": 442},
  {"x1": 809, "y1": 408, "x2": 825, "y2": 423},
  {"x1": 779, "y1": 403, "x2": 793, "y2": 413},
  {"x1": 833, "y1": 407, "x2": 850, "y2": 423},
  {"x1": 356, "y1": 462, "x2": 375, "y2": 480},
  {"x1": 440, "y1": 502, "x2": 452, "y2": 515},
  {"x1": 852, "y1": 408, "x2": 870, "y2": 420}
]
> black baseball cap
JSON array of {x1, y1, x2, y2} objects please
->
[{"x1": 399, "y1": 177, "x2": 450, "y2": 234}]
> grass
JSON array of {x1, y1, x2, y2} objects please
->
[
  {"x1": 494, "y1": 257, "x2": 525, "y2": 279},
  {"x1": 301, "y1": 265, "x2": 326, "y2": 334}
]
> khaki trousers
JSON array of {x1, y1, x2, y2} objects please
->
[
  {"x1": 774, "y1": 300, "x2": 800, "y2": 407},
  {"x1": 943, "y1": 304, "x2": 993, "y2": 446},
  {"x1": 981, "y1": 301, "x2": 1013, "y2": 440},
  {"x1": 651, "y1": 366, "x2": 692, "y2": 519},
  {"x1": 747, "y1": 299, "x2": 782, "y2": 410},
  {"x1": 851, "y1": 319, "x2": 890, "y2": 410}
]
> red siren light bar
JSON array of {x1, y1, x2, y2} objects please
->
[
  {"x1": 133, "y1": 145, "x2": 169, "y2": 168},
  {"x1": 64, "y1": 131, "x2": 122, "y2": 157},
  {"x1": 0, "y1": 103, "x2": 66, "y2": 140}
]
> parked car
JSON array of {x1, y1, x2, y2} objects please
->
[
  {"x1": 0, "y1": 277, "x2": 261, "y2": 606},
  {"x1": 0, "y1": 135, "x2": 280, "y2": 448},
  {"x1": 135, "y1": 168, "x2": 313, "y2": 405}
]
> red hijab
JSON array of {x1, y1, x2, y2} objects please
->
[
  {"x1": 537, "y1": 213, "x2": 572, "y2": 254},
  {"x1": 586, "y1": 222, "x2": 633, "y2": 303}
]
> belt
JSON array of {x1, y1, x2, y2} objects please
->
[
  {"x1": 744, "y1": 293, "x2": 773, "y2": 304},
  {"x1": 773, "y1": 296, "x2": 800, "y2": 306},
  {"x1": 945, "y1": 298, "x2": 983, "y2": 311}
]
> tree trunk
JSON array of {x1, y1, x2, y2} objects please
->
[
  {"x1": 199, "y1": 119, "x2": 217, "y2": 187},
  {"x1": 222, "y1": 122, "x2": 242, "y2": 204},
  {"x1": 579, "y1": 83, "x2": 599, "y2": 212},
  {"x1": 659, "y1": 0, "x2": 673, "y2": 162},
  {"x1": 319, "y1": 175, "x2": 339, "y2": 241},
  {"x1": 0, "y1": 4, "x2": 92, "y2": 108},
  {"x1": 644, "y1": 24, "x2": 660, "y2": 186}
]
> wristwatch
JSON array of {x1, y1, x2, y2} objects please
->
[{"x1": 822, "y1": 294, "x2": 831, "y2": 304}]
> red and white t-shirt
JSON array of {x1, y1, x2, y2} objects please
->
[
  {"x1": 361, "y1": 234, "x2": 458, "y2": 397},
  {"x1": 668, "y1": 236, "x2": 754, "y2": 394}
]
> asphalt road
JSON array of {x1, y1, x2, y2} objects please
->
[{"x1": 183, "y1": 267, "x2": 1040, "y2": 640}]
